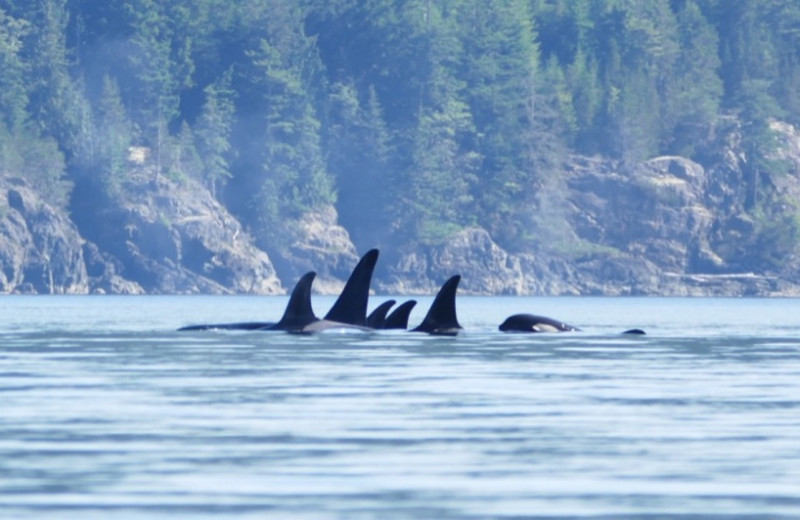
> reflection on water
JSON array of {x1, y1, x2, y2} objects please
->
[{"x1": 1, "y1": 296, "x2": 800, "y2": 518}]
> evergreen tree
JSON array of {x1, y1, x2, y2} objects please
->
[
  {"x1": 0, "y1": 6, "x2": 29, "y2": 131},
  {"x1": 26, "y1": 0, "x2": 83, "y2": 154},
  {"x1": 95, "y1": 75, "x2": 132, "y2": 195},
  {"x1": 457, "y1": 0, "x2": 542, "y2": 246},
  {"x1": 324, "y1": 82, "x2": 394, "y2": 248},
  {"x1": 661, "y1": 0, "x2": 722, "y2": 155},
  {"x1": 195, "y1": 70, "x2": 236, "y2": 198},
  {"x1": 237, "y1": 1, "x2": 334, "y2": 248}
]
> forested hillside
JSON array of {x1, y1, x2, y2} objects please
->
[{"x1": 2, "y1": 0, "x2": 800, "y2": 294}]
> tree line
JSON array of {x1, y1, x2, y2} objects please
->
[{"x1": 1, "y1": 0, "x2": 799, "y2": 255}]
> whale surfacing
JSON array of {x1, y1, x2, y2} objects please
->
[
  {"x1": 383, "y1": 300, "x2": 417, "y2": 330},
  {"x1": 412, "y1": 275, "x2": 462, "y2": 336},
  {"x1": 367, "y1": 300, "x2": 396, "y2": 329},
  {"x1": 178, "y1": 249, "x2": 379, "y2": 334},
  {"x1": 264, "y1": 271, "x2": 318, "y2": 332},
  {"x1": 499, "y1": 313, "x2": 580, "y2": 333},
  {"x1": 321, "y1": 249, "x2": 379, "y2": 328}
]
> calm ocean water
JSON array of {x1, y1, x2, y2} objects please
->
[{"x1": 2, "y1": 295, "x2": 800, "y2": 519}]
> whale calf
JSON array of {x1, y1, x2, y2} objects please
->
[
  {"x1": 367, "y1": 300, "x2": 396, "y2": 329},
  {"x1": 383, "y1": 300, "x2": 417, "y2": 330},
  {"x1": 498, "y1": 313, "x2": 580, "y2": 333},
  {"x1": 412, "y1": 275, "x2": 462, "y2": 336}
]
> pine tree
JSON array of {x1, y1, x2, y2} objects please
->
[
  {"x1": 0, "y1": 6, "x2": 29, "y2": 131},
  {"x1": 457, "y1": 0, "x2": 542, "y2": 247},
  {"x1": 26, "y1": 0, "x2": 84, "y2": 154},
  {"x1": 237, "y1": 2, "x2": 334, "y2": 248},
  {"x1": 661, "y1": 0, "x2": 722, "y2": 156},
  {"x1": 96, "y1": 75, "x2": 132, "y2": 195},
  {"x1": 195, "y1": 70, "x2": 236, "y2": 198}
]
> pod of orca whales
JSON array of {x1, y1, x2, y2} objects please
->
[{"x1": 178, "y1": 249, "x2": 646, "y2": 336}]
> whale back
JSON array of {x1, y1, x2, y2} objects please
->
[{"x1": 498, "y1": 313, "x2": 579, "y2": 333}]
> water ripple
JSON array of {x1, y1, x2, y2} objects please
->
[{"x1": 2, "y1": 297, "x2": 800, "y2": 518}]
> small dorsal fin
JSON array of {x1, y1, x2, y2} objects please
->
[
  {"x1": 622, "y1": 328, "x2": 646, "y2": 335},
  {"x1": 323, "y1": 249, "x2": 379, "y2": 326},
  {"x1": 412, "y1": 275, "x2": 462, "y2": 335},
  {"x1": 269, "y1": 271, "x2": 318, "y2": 331},
  {"x1": 384, "y1": 300, "x2": 417, "y2": 329},
  {"x1": 367, "y1": 300, "x2": 396, "y2": 329}
]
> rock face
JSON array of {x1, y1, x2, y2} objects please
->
[
  {"x1": 379, "y1": 228, "x2": 526, "y2": 294},
  {"x1": 268, "y1": 205, "x2": 361, "y2": 295},
  {"x1": 376, "y1": 123, "x2": 800, "y2": 296},
  {"x1": 5, "y1": 118, "x2": 800, "y2": 296},
  {"x1": 71, "y1": 172, "x2": 283, "y2": 294},
  {"x1": 1, "y1": 178, "x2": 88, "y2": 294}
]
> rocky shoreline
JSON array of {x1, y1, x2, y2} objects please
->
[{"x1": 3, "y1": 122, "x2": 800, "y2": 297}]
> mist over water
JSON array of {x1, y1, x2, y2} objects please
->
[{"x1": 2, "y1": 296, "x2": 800, "y2": 519}]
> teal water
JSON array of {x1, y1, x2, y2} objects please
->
[{"x1": 1, "y1": 296, "x2": 800, "y2": 519}]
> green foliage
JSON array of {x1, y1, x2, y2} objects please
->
[
  {"x1": 238, "y1": 3, "x2": 334, "y2": 247},
  {"x1": 324, "y1": 82, "x2": 395, "y2": 247},
  {"x1": 95, "y1": 75, "x2": 132, "y2": 195},
  {"x1": 25, "y1": 0, "x2": 82, "y2": 152},
  {"x1": 2, "y1": 0, "x2": 800, "y2": 257},
  {"x1": 0, "y1": 6, "x2": 30, "y2": 130},
  {"x1": 0, "y1": 123, "x2": 71, "y2": 208},
  {"x1": 195, "y1": 70, "x2": 235, "y2": 197}
]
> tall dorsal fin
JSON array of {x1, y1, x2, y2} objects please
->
[
  {"x1": 367, "y1": 299, "x2": 396, "y2": 329},
  {"x1": 412, "y1": 275, "x2": 462, "y2": 335},
  {"x1": 323, "y1": 249, "x2": 379, "y2": 326},
  {"x1": 269, "y1": 271, "x2": 318, "y2": 331},
  {"x1": 383, "y1": 300, "x2": 417, "y2": 329}
]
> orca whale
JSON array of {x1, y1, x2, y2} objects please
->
[
  {"x1": 264, "y1": 248, "x2": 379, "y2": 333},
  {"x1": 263, "y1": 271, "x2": 318, "y2": 332},
  {"x1": 412, "y1": 275, "x2": 462, "y2": 336},
  {"x1": 177, "y1": 271, "x2": 317, "y2": 332},
  {"x1": 621, "y1": 328, "x2": 646, "y2": 335},
  {"x1": 498, "y1": 313, "x2": 580, "y2": 333},
  {"x1": 320, "y1": 249, "x2": 379, "y2": 328},
  {"x1": 177, "y1": 321, "x2": 271, "y2": 331},
  {"x1": 367, "y1": 300, "x2": 396, "y2": 329},
  {"x1": 383, "y1": 300, "x2": 417, "y2": 330},
  {"x1": 499, "y1": 313, "x2": 645, "y2": 335},
  {"x1": 178, "y1": 249, "x2": 379, "y2": 333}
]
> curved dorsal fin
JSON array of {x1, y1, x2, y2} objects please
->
[
  {"x1": 269, "y1": 271, "x2": 318, "y2": 331},
  {"x1": 367, "y1": 299, "x2": 396, "y2": 329},
  {"x1": 383, "y1": 300, "x2": 417, "y2": 329},
  {"x1": 412, "y1": 275, "x2": 462, "y2": 335},
  {"x1": 324, "y1": 249, "x2": 379, "y2": 326}
]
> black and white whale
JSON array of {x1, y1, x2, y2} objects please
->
[
  {"x1": 498, "y1": 313, "x2": 580, "y2": 333},
  {"x1": 499, "y1": 313, "x2": 646, "y2": 335},
  {"x1": 412, "y1": 275, "x2": 462, "y2": 336},
  {"x1": 178, "y1": 249, "x2": 379, "y2": 333},
  {"x1": 367, "y1": 300, "x2": 396, "y2": 329},
  {"x1": 383, "y1": 300, "x2": 417, "y2": 330},
  {"x1": 177, "y1": 271, "x2": 319, "y2": 332}
]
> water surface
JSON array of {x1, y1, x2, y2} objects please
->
[{"x1": 1, "y1": 296, "x2": 800, "y2": 519}]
